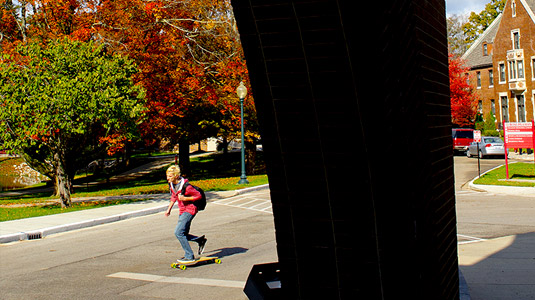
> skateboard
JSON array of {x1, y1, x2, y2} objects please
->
[{"x1": 171, "y1": 256, "x2": 222, "y2": 270}]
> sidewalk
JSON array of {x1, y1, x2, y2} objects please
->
[
  {"x1": 458, "y1": 234, "x2": 535, "y2": 300},
  {"x1": 463, "y1": 167, "x2": 535, "y2": 300},
  {"x1": 508, "y1": 151, "x2": 535, "y2": 162},
  {"x1": 0, "y1": 184, "x2": 269, "y2": 244}
]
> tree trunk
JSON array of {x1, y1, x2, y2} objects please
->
[
  {"x1": 54, "y1": 152, "x2": 72, "y2": 208},
  {"x1": 178, "y1": 138, "x2": 191, "y2": 178},
  {"x1": 221, "y1": 137, "x2": 229, "y2": 154}
]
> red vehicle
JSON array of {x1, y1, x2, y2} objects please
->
[{"x1": 452, "y1": 128, "x2": 474, "y2": 154}]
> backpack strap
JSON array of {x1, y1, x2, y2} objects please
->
[{"x1": 181, "y1": 181, "x2": 190, "y2": 195}]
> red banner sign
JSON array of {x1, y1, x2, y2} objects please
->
[
  {"x1": 503, "y1": 121, "x2": 535, "y2": 179},
  {"x1": 504, "y1": 122, "x2": 534, "y2": 148}
]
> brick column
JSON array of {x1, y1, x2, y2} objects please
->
[{"x1": 233, "y1": 1, "x2": 459, "y2": 299}]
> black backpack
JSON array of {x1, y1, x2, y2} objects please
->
[{"x1": 182, "y1": 182, "x2": 207, "y2": 211}]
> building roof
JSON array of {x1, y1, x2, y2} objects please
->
[
  {"x1": 462, "y1": 0, "x2": 535, "y2": 69},
  {"x1": 524, "y1": 0, "x2": 535, "y2": 16},
  {"x1": 461, "y1": 14, "x2": 502, "y2": 69}
]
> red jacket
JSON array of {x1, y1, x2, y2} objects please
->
[{"x1": 169, "y1": 178, "x2": 202, "y2": 216}]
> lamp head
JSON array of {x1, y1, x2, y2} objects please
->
[{"x1": 236, "y1": 81, "x2": 247, "y2": 99}]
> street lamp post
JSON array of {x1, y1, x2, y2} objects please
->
[{"x1": 237, "y1": 82, "x2": 249, "y2": 184}]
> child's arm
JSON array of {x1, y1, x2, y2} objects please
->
[
  {"x1": 165, "y1": 201, "x2": 173, "y2": 217},
  {"x1": 165, "y1": 190, "x2": 178, "y2": 217}
]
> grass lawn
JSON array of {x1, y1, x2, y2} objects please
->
[
  {"x1": 0, "y1": 199, "x2": 148, "y2": 221},
  {"x1": 473, "y1": 162, "x2": 535, "y2": 187},
  {"x1": 0, "y1": 151, "x2": 268, "y2": 221}
]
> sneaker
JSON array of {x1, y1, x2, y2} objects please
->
[
  {"x1": 197, "y1": 236, "x2": 207, "y2": 255},
  {"x1": 177, "y1": 257, "x2": 196, "y2": 264}
]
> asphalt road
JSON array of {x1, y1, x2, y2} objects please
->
[
  {"x1": 1, "y1": 156, "x2": 533, "y2": 299},
  {"x1": 0, "y1": 190, "x2": 277, "y2": 299},
  {"x1": 453, "y1": 155, "x2": 506, "y2": 191},
  {"x1": 454, "y1": 155, "x2": 535, "y2": 243}
]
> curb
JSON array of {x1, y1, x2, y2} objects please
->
[
  {"x1": 0, "y1": 204, "x2": 169, "y2": 244},
  {"x1": 467, "y1": 163, "x2": 535, "y2": 196},
  {"x1": 203, "y1": 184, "x2": 270, "y2": 200},
  {"x1": 0, "y1": 184, "x2": 270, "y2": 244}
]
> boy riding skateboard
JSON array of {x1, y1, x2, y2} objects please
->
[{"x1": 164, "y1": 165, "x2": 207, "y2": 264}]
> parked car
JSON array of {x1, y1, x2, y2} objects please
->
[
  {"x1": 466, "y1": 136, "x2": 507, "y2": 158},
  {"x1": 452, "y1": 128, "x2": 474, "y2": 154}
]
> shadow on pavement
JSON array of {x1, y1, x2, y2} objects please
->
[
  {"x1": 208, "y1": 247, "x2": 248, "y2": 258},
  {"x1": 459, "y1": 232, "x2": 535, "y2": 300}
]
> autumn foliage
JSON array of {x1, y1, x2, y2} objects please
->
[
  {"x1": 1, "y1": 0, "x2": 256, "y2": 172},
  {"x1": 1, "y1": 0, "x2": 257, "y2": 205},
  {"x1": 449, "y1": 53, "x2": 478, "y2": 127},
  {"x1": 1, "y1": 0, "x2": 253, "y2": 146}
]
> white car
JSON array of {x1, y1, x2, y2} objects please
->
[{"x1": 466, "y1": 136, "x2": 507, "y2": 158}]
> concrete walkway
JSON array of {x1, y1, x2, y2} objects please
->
[
  {"x1": 0, "y1": 185, "x2": 269, "y2": 244},
  {"x1": 458, "y1": 234, "x2": 535, "y2": 300}
]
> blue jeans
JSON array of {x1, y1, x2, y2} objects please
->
[{"x1": 174, "y1": 212, "x2": 198, "y2": 260}]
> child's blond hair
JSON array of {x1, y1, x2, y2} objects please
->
[{"x1": 166, "y1": 165, "x2": 181, "y2": 176}]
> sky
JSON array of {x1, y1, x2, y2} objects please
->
[{"x1": 446, "y1": 0, "x2": 488, "y2": 16}]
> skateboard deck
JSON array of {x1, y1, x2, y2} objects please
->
[{"x1": 171, "y1": 256, "x2": 221, "y2": 270}]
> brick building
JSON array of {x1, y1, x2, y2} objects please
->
[{"x1": 463, "y1": 0, "x2": 535, "y2": 128}]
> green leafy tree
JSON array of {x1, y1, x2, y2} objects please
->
[
  {"x1": 0, "y1": 39, "x2": 145, "y2": 207},
  {"x1": 462, "y1": 0, "x2": 506, "y2": 46},
  {"x1": 476, "y1": 112, "x2": 500, "y2": 136},
  {"x1": 448, "y1": 14, "x2": 470, "y2": 56}
]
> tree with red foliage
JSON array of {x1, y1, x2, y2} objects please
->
[
  {"x1": 449, "y1": 53, "x2": 477, "y2": 127},
  {"x1": 88, "y1": 0, "x2": 255, "y2": 175},
  {"x1": 1, "y1": 0, "x2": 258, "y2": 178}
]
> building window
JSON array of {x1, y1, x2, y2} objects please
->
[
  {"x1": 478, "y1": 100, "x2": 483, "y2": 114},
  {"x1": 489, "y1": 70, "x2": 494, "y2": 86},
  {"x1": 483, "y1": 44, "x2": 488, "y2": 56},
  {"x1": 513, "y1": 30, "x2": 520, "y2": 49},
  {"x1": 491, "y1": 99, "x2": 496, "y2": 116},
  {"x1": 517, "y1": 95, "x2": 526, "y2": 122},
  {"x1": 508, "y1": 59, "x2": 524, "y2": 80},
  {"x1": 501, "y1": 96, "x2": 509, "y2": 122},
  {"x1": 512, "y1": 0, "x2": 517, "y2": 17},
  {"x1": 532, "y1": 58, "x2": 535, "y2": 79},
  {"x1": 509, "y1": 61, "x2": 517, "y2": 80},
  {"x1": 499, "y1": 63, "x2": 506, "y2": 83},
  {"x1": 477, "y1": 72, "x2": 481, "y2": 88}
]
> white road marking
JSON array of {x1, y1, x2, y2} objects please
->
[
  {"x1": 107, "y1": 272, "x2": 245, "y2": 288},
  {"x1": 212, "y1": 193, "x2": 273, "y2": 214},
  {"x1": 456, "y1": 190, "x2": 490, "y2": 196},
  {"x1": 457, "y1": 234, "x2": 487, "y2": 245}
]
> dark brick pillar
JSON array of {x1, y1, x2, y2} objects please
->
[{"x1": 233, "y1": 1, "x2": 459, "y2": 299}]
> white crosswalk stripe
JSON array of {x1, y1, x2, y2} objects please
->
[
  {"x1": 107, "y1": 272, "x2": 245, "y2": 288},
  {"x1": 212, "y1": 191, "x2": 272, "y2": 214},
  {"x1": 455, "y1": 190, "x2": 492, "y2": 196}
]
